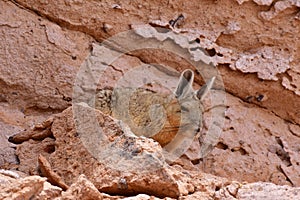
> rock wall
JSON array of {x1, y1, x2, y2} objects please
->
[
  {"x1": 0, "y1": 0, "x2": 300, "y2": 199},
  {"x1": 6, "y1": 0, "x2": 299, "y2": 124}
]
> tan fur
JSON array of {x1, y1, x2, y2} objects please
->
[{"x1": 95, "y1": 69, "x2": 215, "y2": 152}]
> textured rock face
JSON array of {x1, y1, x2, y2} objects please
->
[
  {"x1": 0, "y1": 0, "x2": 300, "y2": 199},
  {"x1": 60, "y1": 174, "x2": 103, "y2": 200},
  {"x1": 12, "y1": 104, "x2": 194, "y2": 198},
  {"x1": 196, "y1": 93, "x2": 300, "y2": 186},
  {"x1": 1, "y1": 170, "x2": 300, "y2": 199},
  {"x1": 215, "y1": 181, "x2": 300, "y2": 200},
  {"x1": 0, "y1": 1, "x2": 92, "y2": 111},
  {"x1": 0, "y1": 174, "x2": 46, "y2": 199},
  {"x1": 4, "y1": 105, "x2": 300, "y2": 199},
  {"x1": 9, "y1": 0, "x2": 300, "y2": 125}
]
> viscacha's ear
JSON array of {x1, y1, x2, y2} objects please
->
[
  {"x1": 196, "y1": 76, "x2": 215, "y2": 101},
  {"x1": 175, "y1": 69, "x2": 194, "y2": 99}
]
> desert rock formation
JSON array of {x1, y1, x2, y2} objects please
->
[{"x1": 0, "y1": 0, "x2": 299, "y2": 199}]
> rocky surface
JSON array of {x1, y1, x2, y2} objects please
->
[
  {"x1": 1, "y1": 160, "x2": 300, "y2": 200},
  {"x1": 0, "y1": 173, "x2": 46, "y2": 199},
  {"x1": 0, "y1": 1, "x2": 92, "y2": 112},
  {"x1": 8, "y1": 0, "x2": 300, "y2": 124},
  {"x1": 3, "y1": 103, "x2": 299, "y2": 199},
  {"x1": 196, "y1": 93, "x2": 300, "y2": 186},
  {"x1": 11, "y1": 104, "x2": 195, "y2": 198},
  {"x1": 0, "y1": 0, "x2": 300, "y2": 199}
]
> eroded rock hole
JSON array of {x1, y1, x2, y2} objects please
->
[
  {"x1": 237, "y1": 148, "x2": 247, "y2": 155},
  {"x1": 256, "y1": 94, "x2": 264, "y2": 102},
  {"x1": 217, "y1": 53, "x2": 223, "y2": 57},
  {"x1": 44, "y1": 144, "x2": 55, "y2": 154},
  {"x1": 206, "y1": 48, "x2": 216, "y2": 57},
  {"x1": 215, "y1": 185, "x2": 221, "y2": 191},
  {"x1": 216, "y1": 142, "x2": 228, "y2": 150},
  {"x1": 191, "y1": 159, "x2": 201, "y2": 165},
  {"x1": 229, "y1": 147, "x2": 248, "y2": 155}
]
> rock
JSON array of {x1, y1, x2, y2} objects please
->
[
  {"x1": 196, "y1": 93, "x2": 300, "y2": 186},
  {"x1": 60, "y1": 174, "x2": 103, "y2": 200},
  {"x1": 0, "y1": 104, "x2": 25, "y2": 167},
  {"x1": 0, "y1": 1, "x2": 92, "y2": 112},
  {"x1": 0, "y1": 169, "x2": 21, "y2": 179},
  {"x1": 16, "y1": 138, "x2": 55, "y2": 175},
  {"x1": 0, "y1": 146, "x2": 18, "y2": 167},
  {"x1": 215, "y1": 181, "x2": 241, "y2": 199},
  {"x1": 0, "y1": 172, "x2": 62, "y2": 200},
  {"x1": 1, "y1": 0, "x2": 300, "y2": 199},
  {"x1": 14, "y1": 104, "x2": 193, "y2": 198},
  {"x1": 33, "y1": 181, "x2": 62, "y2": 200},
  {"x1": 120, "y1": 194, "x2": 163, "y2": 200},
  {"x1": 0, "y1": 102, "x2": 55, "y2": 167},
  {"x1": 235, "y1": 46, "x2": 290, "y2": 81},
  {"x1": 9, "y1": 126, "x2": 52, "y2": 144},
  {"x1": 1, "y1": 172, "x2": 300, "y2": 199},
  {"x1": 237, "y1": 182, "x2": 300, "y2": 200},
  {"x1": 38, "y1": 154, "x2": 69, "y2": 191},
  {"x1": 7, "y1": 0, "x2": 299, "y2": 125},
  {"x1": 0, "y1": 174, "x2": 46, "y2": 200}
]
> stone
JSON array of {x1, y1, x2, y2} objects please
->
[
  {"x1": 60, "y1": 174, "x2": 103, "y2": 200},
  {"x1": 38, "y1": 154, "x2": 69, "y2": 191},
  {"x1": 33, "y1": 181, "x2": 62, "y2": 200},
  {"x1": 7, "y1": 0, "x2": 300, "y2": 123},
  {"x1": 1, "y1": 0, "x2": 300, "y2": 199},
  {"x1": 0, "y1": 174, "x2": 46, "y2": 199},
  {"x1": 13, "y1": 105, "x2": 193, "y2": 198},
  {"x1": 196, "y1": 93, "x2": 300, "y2": 186},
  {"x1": 237, "y1": 182, "x2": 300, "y2": 200},
  {"x1": 0, "y1": 1, "x2": 92, "y2": 112},
  {"x1": 15, "y1": 138, "x2": 55, "y2": 175}
]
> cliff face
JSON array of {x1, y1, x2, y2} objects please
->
[{"x1": 0, "y1": 0, "x2": 299, "y2": 199}]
